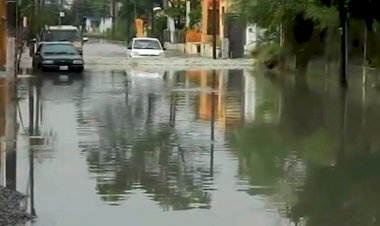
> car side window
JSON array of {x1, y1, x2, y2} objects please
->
[{"x1": 36, "y1": 44, "x2": 43, "y2": 53}]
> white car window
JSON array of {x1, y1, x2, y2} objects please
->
[{"x1": 133, "y1": 39, "x2": 161, "y2": 50}]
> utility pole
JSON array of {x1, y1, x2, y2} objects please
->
[
  {"x1": 212, "y1": 0, "x2": 217, "y2": 59},
  {"x1": 6, "y1": 0, "x2": 16, "y2": 82},
  {"x1": 339, "y1": 0, "x2": 348, "y2": 88},
  {"x1": 150, "y1": 0, "x2": 154, "y2": 37},
  {"x1": 28, "y1": 78, "x2": 36, "y2": 217},
  {"x1": 111, "y1": 0, "x2": 116, "y2": 38},
  {"x1": 58, "y1": 0, "x2": 64, "y2": 26}
]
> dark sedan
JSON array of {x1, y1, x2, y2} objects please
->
[{"x1": 32, "y1": 42, "x2": 84, "y2": 73}]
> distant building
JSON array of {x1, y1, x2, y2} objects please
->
[{"x1": 85, "y1": 17, "x2": 113, "y2": 34}]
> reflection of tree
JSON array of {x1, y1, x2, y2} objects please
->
[
  {"x1": 78, "y1": 88, "x2": 212, "y2": 210},
  {"x1": 292, "y1": 153, "x2": 380, "y2": 226},
  {"x1": 230, "y1": 77, "x2": 380, "y2": 224}
]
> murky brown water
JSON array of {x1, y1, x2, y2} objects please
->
[{"x1": 3, "y1": 68, "x2": 380, "y2": 226}]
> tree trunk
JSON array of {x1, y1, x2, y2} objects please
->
[
  {"x1": 282, "y1": 20, "x2": 295, "y2": 70},
  {"x1": 295, "y1": 47, "x2": 310, "y2": 75}
]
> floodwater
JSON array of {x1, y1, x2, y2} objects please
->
[{"x1": 3, "y1": 68, "x2": 380, "y2": 226}]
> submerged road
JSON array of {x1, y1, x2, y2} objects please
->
[
  {"x1": 9, "y1": 39, "x2": 380, "y2": 226},
  {"x1": 20, "y1": 39, "x2": 254, "y2": 72},
  {"x1": 15, "y1": 40, "x2": 280, "y2": 226}
]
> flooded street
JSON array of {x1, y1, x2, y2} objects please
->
[{"x1": 3, "y1": 40, "x2": 380, "y2": 226}]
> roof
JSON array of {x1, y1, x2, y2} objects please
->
[
  {"x1": 48, "y1": 25, "x2": 79, "y2": 30},
  {"x1": 133, "y1": 37, "x2": 160, "y2": 41},
  {"x1": 38, "y1": 41, "x2": 73, "y2": 45}
]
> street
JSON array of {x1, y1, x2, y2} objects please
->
[
  {"x1": 4, "y1": 39, "x2": 380, "y2": 226},
  {"x1": 20, "y1": 39, "x2": 254, "y2": 73}
]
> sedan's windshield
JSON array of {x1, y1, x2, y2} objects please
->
[
  {"x1": 42, "y1": 30, "x2": 80, "y2": 42},
  {"x1": 133, "y1": 39, "x2": 162, "y2": 50},
  {"x1": 41, "y1": 44, "x2": 78, "y2": 55}
]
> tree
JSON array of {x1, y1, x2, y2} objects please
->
[
  {"x1": 166, "y1": 0, "x2": 186, "y2": 29},
  {"x1": 232, "y1": 0, "x2": 340, "y2": 73}
]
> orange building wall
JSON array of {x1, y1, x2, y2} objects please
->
[
  {"x1": 0, "y1": 0, "x2": 6, "y2": 69},
  {"x1": 201, "y1": 0, "x2": 232, "y2": 43},
  {"x1": 201, "y1": 0, "x2": 220, "y2": 43}
]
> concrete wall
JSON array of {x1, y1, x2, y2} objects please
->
[
  {"x1": 85, "y1": 17, "x2": 113, "y2": 33},
  {"x1": 164, "y1": 42, "x2": 221, "y2": 58}
]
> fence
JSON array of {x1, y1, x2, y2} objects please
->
[{"x1": 163, "y1": 29, "x2": 185, "y2": 44}]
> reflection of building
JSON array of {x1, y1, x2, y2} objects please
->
[
  {"x1": 243, "y1": 70, "x2": 256, "y2": 122},
  {"x1": 183, "y1": 70, "x2": 244, "y2": 129}
]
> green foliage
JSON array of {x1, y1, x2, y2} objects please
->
[
  {"x1": 303, "y1": 2, "x2": 339, "y2": 30},
  {"x1": 251, "y1": 42, "x2": 285, "y2": 69},
  {"x1": 20, "y1": 0, "x2": 62, "y2": 38},
  {"x1": 90, "y1": 0, "x2": 110, "y2": 16},
  {"x1": 188, "y1": 4, "x2": 201, "y2": 28}
]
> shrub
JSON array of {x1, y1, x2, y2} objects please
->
[{"x1": 251, "y1": 42, "x2": 285, "y2": 70}]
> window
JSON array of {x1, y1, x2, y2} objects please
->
[
  {"x1": 42, "y1": 30, "x2": 80, "y2": 42},
  {"x1": 41, "y1": 44, "x2": 78, "y2": 55},
  {"x1": 133, "y1": 39, "x2": 162, "y2": 50}
]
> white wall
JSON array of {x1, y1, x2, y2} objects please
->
[
  {"x1": 245, "y1": 24, "x2": 258, "y2": 56},
  {"x1": 85, "y1": 17, "x2": 113, "y2": 33}
]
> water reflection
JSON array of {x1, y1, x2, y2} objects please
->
[
  {"x1": 79, "y1": 70, "x2": 218, "y2": 209},
  {"x1": 11, "y1": 68, "x2": 380, "y2": 225},
  {"x1": 230, "y1": 72, "x2": 380, "y2": 225}
]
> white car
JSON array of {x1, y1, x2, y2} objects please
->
[{"x1": 127, "y1": 37, "x2": 166, "y2": 58}]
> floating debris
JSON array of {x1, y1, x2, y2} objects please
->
[{"x1": 0, "y1": 186, "x2": 32, "y2": 226}]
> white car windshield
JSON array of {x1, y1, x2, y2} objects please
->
[
  {"x1": 133, "y1": 39, "x2": 161, "y2": 50},
  {"x1": 42, "y1": 30, "x2": 80, "y2": 42}
]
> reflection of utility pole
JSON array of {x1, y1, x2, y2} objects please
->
[
  {"x1": 212, "y1": 0, "x2": 217, "y2": 59},
  {"x1": 210, "y1": 71, "x2": 216, "y2": 141},
  {"x1": 147, "y1": 94, "x2": 154, "y2": 124},
  {"x1": 339, "y1": 0, "x2": 348, "y2": 88},
  {"x1": 210, "y1": 70, "x2": 216, "y2": 176},
  {"x1": 28, "y1": 78, "x2": 36, "y2": 217},
  {"x1": 337, "y1": 89, "x2": 347, "y2": 166},
  {"x1": 169, "y1": 92, "x2": 176, "y2": 126},
  {"x1": 5, "y1": 87, "x2": 17, "y2": 190},
  {"x1": 5, "y1": 81, "x2": 17, "y2": 190}
]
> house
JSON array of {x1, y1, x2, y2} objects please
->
[
  {"x1": 85, "y1": 16, "x2": 113, "y2": 34},
  {"x1": 200, "y1": 0, "x2": 261, "y2": 58},
  {"x1": 164, "y1": 0, "x2": 262, "y2": 58}
]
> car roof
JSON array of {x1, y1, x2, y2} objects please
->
[
  {"x1": 39, "y1": 41, "x2": 73, "y2": 45},
  {"x1": 133, "y1": 37, "x2": 160, "y2": 41},
  {"x1": 47, "y1": 25, "x2": 78, "y2": 30}
]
